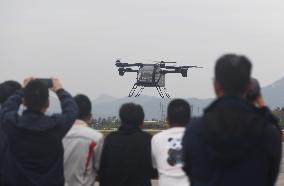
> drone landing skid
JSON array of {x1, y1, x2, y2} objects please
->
[
  {"x1": 156, "y1": 86, "x2": 170, "y2": 99},
  {"x1": 128, "y1": 84, "x2": 170, "y2": 98},
  {"x1": 128, "y1": 84, "x2": 138, "y2": 97}
]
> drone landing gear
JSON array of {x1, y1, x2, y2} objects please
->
[
  {"x1": 163, "y1": 87, "x2": 171, "y2": 98},
  {"x1": 156, "y1": 86, "x2": 171, "y2": 99},
  {"x1": 129, "y1": 84, "x2": 138, "y2": 97},
  {"x1": 135, "y1": 86, "x2": 144, "y2": 97},
  {"x1": 128, "y1": 84, "x2": 145, "y2": 97},
  {"x1": 128, "y1": 84, "x2": 170, "y2": 98}
]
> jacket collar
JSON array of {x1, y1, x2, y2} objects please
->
[
  {"x1": 74, "y1": 119, "x2": 88, "y2": 127},
  {"x1": 23, "y1": 109, "x2": 44, "y2": 116},
  {"x1": 204, "y1": 96, "x2": 251, "y2": 114},
  {"x1": 119, "y1": 125, "x2": 141, "y2": 133}
]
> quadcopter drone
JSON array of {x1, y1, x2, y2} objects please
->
[{"x1": 115, "y1": 60, "x2": 203, "y2": 98}]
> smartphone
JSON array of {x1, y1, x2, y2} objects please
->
[{"x1": 37, "y1": 78, "x2": 53, "y2": 88}]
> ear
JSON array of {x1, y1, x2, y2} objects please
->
[
  {"x1": 214, "y1": 79, "x2": 224, "y2": 97},
  {"x1": 140, "y1": 121, "x2": 144, "y2": 127}
]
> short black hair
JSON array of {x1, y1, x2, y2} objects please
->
[
  {"x1": 119, "y1": 103, "x2": 145, "y2": 126},
  {"x1": 24, "y1": 80, "x2": 49, "y2": 111},
  {"x1": 167, "y1": 99, "x2": 191, "y2": 126},
  {"x1": 74, "y1": 94, "x2": 92, "y2": 120},
  {"x1": 215, "y1": 54, "x2": 252, "y2": 96},
  {"x1": 0, "y1": 81, "x2": 22, "y2": 105}
]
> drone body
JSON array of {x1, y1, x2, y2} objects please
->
[{"x1": 115, "y1": 60, "x2": 202, "y2": 98}]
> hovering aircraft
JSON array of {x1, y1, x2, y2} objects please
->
[{"x1": 115, "y1": 59, "x2": 203, "y2": 98}]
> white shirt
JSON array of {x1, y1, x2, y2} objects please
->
[
  {"x1": 63, "y1": 120, "x2": 104, "y2": 186},
  {"x1": 151, "y1": 127, "x2": 190, "y2": 186}
]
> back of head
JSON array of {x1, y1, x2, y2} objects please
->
[
  {"x1": 74, "y1": 94, "x2": 92, "y2": 121},
  {"x1": 246, "y1": 78, "x2": 261, "y2": 103},
  {"x1": 0, "y1": 80, "x2": 21, "y2": 105},
  {"x1": 119, "y1": 103, "x2": 145, "y2": 127},
  {"x1": 167, "y1": 99, "x2": 191, "y2": 127},
  {"x1": 24, "y1": 80, "x2": 49, "y2": 112},
  {"x1": 215, "y1": 54, "x2": 252, "y2": 96}
]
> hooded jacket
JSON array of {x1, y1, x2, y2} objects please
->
[
  {"x1": 0, "y1": 89, "x2": 78, "y2": 186},
  {"x1": 99, "y1": 125, "x2": 157, "y2": 186},
  {"x1": 182, "y1": 97, "x2": 282, "y2": 186}
]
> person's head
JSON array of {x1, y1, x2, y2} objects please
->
[
  {"x1": 23, "y1": 80, "x2": 49, "y2": 112},
  {"x1": 214, "y1": 54, "x2": 252, "y2": 97},
  {"x1": 0, "y1": 80, "x2": 22, "y2": 105},
  {"x1": 246, "y1": 78, "x2": 261, "y2": 104},
  {"x1": 74, "y1": 94, "x2": 92, "y2": 123},
  {"x1": 167, "y1": 99, "x2": 191, "y2": 127},
  {"x1": 119, "y1": 103, "x2": 145, "y2": 127}
]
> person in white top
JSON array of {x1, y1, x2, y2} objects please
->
[
  {"x1": 152, "y1": 99, "x2": 191, "y2": 186},
  {"x1": 63, "y1": 94, "x2": 104, "y2": 186}
]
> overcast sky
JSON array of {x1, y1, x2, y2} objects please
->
[{"x1": 1, "y1": 0, "x2": 284, "y2": 99}]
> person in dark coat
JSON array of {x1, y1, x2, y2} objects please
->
[
  {"x1": 0, "y1": 78, "x2": 78, "y2": 186},
  {"x1": 0, "y1": 80, "x2": 21, "y2": 185},
  {"x1": 182, "y1": 54, "x2": 282, "y2": 186},
  {"x1": 99, "y1": 103, "x2": 157, "y2": 186}
]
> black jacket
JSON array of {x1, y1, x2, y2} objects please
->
[
  {"x1": 182, "y1": 97, "x2": 282, "y2": 186},
  {"x1": 99, "y1": 125, "x2": 157, "y2": 186},
  {"x1": 0, "y1": 89, "x2": 78, "y2": 186},
  {"x1": 0, "y1": 105, "x2": 8, "y2": 185}
]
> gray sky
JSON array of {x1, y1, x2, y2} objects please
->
[{"x1": 1, "y1": 0, "x2": 284, "y2": 99}]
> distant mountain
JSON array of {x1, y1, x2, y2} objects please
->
[
  {"x1": 262, "y1": 77, "x2": 284, "y2": 108},
  {"x1": 92, "y1": 95, "x2": 169, "y2": 120},
  {"x1": 93, "y1": 94, "x2": 117, "y2": 104},
  {"x1": 92, "y1": 95, "x2": 213, "y2": 119},
  {"x1": 48, "y1": 76, "x2": 284, "y2": 119}
]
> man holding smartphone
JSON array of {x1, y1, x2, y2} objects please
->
[{"x1": 0, "y1": 78, "x2": 78, "y2": 186}]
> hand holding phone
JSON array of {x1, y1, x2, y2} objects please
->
[{"x1": 50, "y1": 78, "x2": 63, "y2": 92}]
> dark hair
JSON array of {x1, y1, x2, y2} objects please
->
[
  {"x1": 0, "y1": 81, "x2": 22, "y2": 105},
  {"x1": 24, "y1": 80, "x2": 49, "y2": 111},
  {"x1": 167, "y1": 99, "x2": 191, "y2": 126},
  {"x1": 119, "y1": 103, "x2": 145, "y2": 126},
  {"x1": 74, "y1": 94, "x2": 92, "y2": 120},
  {"x1": 215, "y1": 54, "x2": 252, "y2": 96},
  {"x1": 246, "y1": 78, "x2": 261, "y2": 103}
]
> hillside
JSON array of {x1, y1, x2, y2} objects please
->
[
  {"x1": 48, "y1": 76, "x2": 284, "y2": 119},
  {"x1": 262, "y1": 77, "x2": 284, "y2": 108}
]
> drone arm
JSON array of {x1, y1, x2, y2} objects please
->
[
  {"x1": 116, "y1": 63, "x2": 143, "y2": 68},
  {"x1": 161, "y1": 69, "x2": 188, "y2": 77},
  {"x1": 185, "y1": 66, "x2": 203, "y2": 68},
  {"x1": 125, "y1": 68, "x2": 139, "y2": 73},
  {"x1": 118, "y1": 67, "x2": 138, "y2": 76}
]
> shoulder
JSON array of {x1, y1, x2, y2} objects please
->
[
  {"x1": 138, "y1": 130, "x2": 153, "y2": 142},
  {"x1": 183, "y1": 117, "x2": 203, "y2": 145},
  {"x1": 152, "y1": 128, "x2": 177, "y2": 141},
  {"x1": 104, "y1": 130, "x2": 120, "y2": 141},
  {"x1": 185, "y1": 117, "x2": 203, "y2": 134},
  {"x1": 66, "y1": 125, "x2": 104, "y2": 141},
  {"x1": 152, "y1": 130, "x2": 165, "y2": 144},
  {"x1": 264, "y1": 123, "x2": 282, "y2": 145}
]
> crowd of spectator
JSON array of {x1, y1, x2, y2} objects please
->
[{"x1": 0, "y1": 53, "x2": 282, "y2": 186}]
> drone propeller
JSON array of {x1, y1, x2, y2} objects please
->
[
  {"x1": 182, "y1": 66, "x2": 203, "y2": 68},
  {"x1": 154, "y1": 61, "x2": 176, "y2": 64}
]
